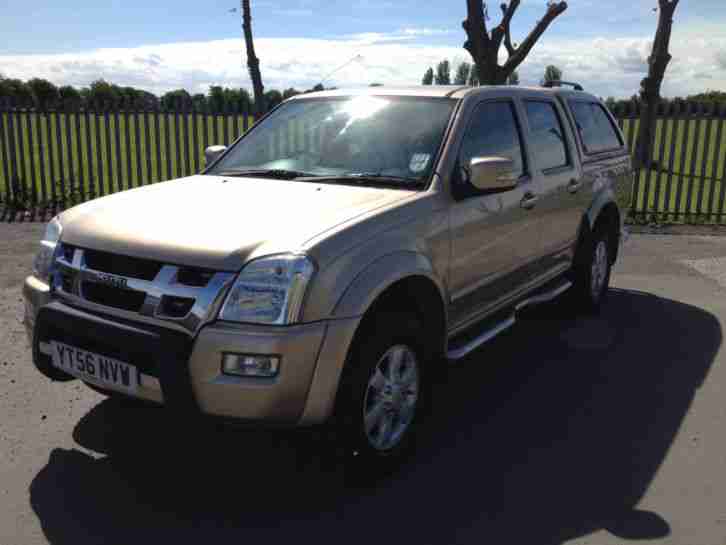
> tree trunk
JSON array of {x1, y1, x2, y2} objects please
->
[
  {"x1": 241, "y1": 0, "x2": 265, "y2": 116},
  {"x1": 463, "y1": 0, "x2": 567, "y2": 86},
  {"x1": 636, "y1": 0, "x2": 679, "y2": 168}
]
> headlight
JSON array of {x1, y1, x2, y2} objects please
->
[
  {"x1": 219, "y1": 254, "x2": 315, "y2": 325},
  {"x1": 32, "y1": 216, "x2": 62, "y2": 283}
]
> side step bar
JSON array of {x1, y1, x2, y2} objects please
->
[{"x1": 446, "y1": 280, "x2": 572, "y2": 361}]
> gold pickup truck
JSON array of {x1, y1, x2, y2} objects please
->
[{"x1": 24, "y1": 84, "x2": 631, "y2": 468}]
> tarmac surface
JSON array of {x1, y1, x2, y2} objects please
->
[{"x1": 1, "y1": 225, "x2": 725, "y2": 545}]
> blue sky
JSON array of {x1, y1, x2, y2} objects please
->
[{"x1": 1, "y1": 0, "x2": 725, "y2": 98}]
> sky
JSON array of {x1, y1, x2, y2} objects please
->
[{"x1": 1, "y1": 0, "x2": 725, "y2": 99}]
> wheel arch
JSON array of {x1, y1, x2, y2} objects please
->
[
  {"x1": 586, "y1": 193, "x2": 622, "y2": 264},
  {"x1": 332, "y1": 252, "x2": 449, "y2": 359}
]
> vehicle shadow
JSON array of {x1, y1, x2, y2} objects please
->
[{"x1": 29, "y1": 288, "x2": 721, "y2": 545}]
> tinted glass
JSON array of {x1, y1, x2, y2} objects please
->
[
  {"x1": 570, "y1": 101, "x2": 623, "y2": 153},
  {"x1": 459, "y1": 101, "x2": 525, "y2": 179},
  {"x1": 524, "y1": 101, "x2": 568, "y2": 171},
  {"x1": 209, "y1": 96, "x2": 455, "y2": 185}
]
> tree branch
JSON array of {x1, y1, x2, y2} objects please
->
[
  {"x1": 503, "y1": 1, "x2": 567, "y2": 73},
  {"x1": 491, "y1": 1, "x2": 520, "y2": 57}
]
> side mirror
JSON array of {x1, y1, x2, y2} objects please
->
[
  {"x1": 205, "y1": 145, "x2": 227, "y2": 166},
  {"x1": 469, "y1": 156, "x2": 517, "y2": 192}
]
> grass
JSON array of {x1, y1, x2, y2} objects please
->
[
  {"x1": 0, "y1": 111, "x2": 256, "y2": 207},
  {"x1": 620, "y1": 117, "x2": 726, "y2": 224}
]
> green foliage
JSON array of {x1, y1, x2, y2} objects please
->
[
  {"x1": 265, "y1": 89, "x2": 283, "y2": 108},
  {"x1": 687, "y1": 90, "x2": 726, "y2": 104},
  {"x1": 542, "y1": 65, "x2": 563, "y2": 86},
  {"x1": 435, "y1": 60, "x2": 451, "y2": 85},
  {"x1": 0, "y1": 77, "x2": 32, "y2": 105},
  {"x1": 58, "y1": 85, "x2": 81, "y2": 109},
  {"x1": 468, "y1": 64, "x2": 480, "y2": 86},
  {"x1": 27, "y1": 78, "x2": 59, "y2": 109},
  {"x1": 86, "y1": 79, "x2": 121, "y2": 110},
  {"x1": 454, "y1": 62, "x2": 472, "y2": 85},
  {"x1": 160, "y1": 89, "x2": 191, "y2": 112},
  {"x1": 421, "y1": 67, "x2": 434, "y2": 85}
]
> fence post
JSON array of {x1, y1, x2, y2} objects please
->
[
  {"x1": 63, "y1": 102, "x2": 75, "y2": 207},
  {"x1": 0, "y1": 98, "x2": 12, "y2": 208},
  {"x1": 716, "y1": 103, "x2": 726, "y2": 224},
  {"x1": 83, "y1": 108, "x2": 94, "y2": 201},
  {"x1": 26, "y1": 106, "x2": 39, "y2": 211},
  {"x1": 113, "y1": 106, "x2": 123, "y2": 192},
  {"x1": 123, "y1": 104, "x2": 133, "y2": 189},
  {"x1": 696, "y1": 102, "x2": 716, "y2": 217},
  {"x1": 684, "y1": 102, "x2": 704, "y2": 220},
  {"x1": 143, "y1": 105, "x2": 152, "y2": 185},
  {"x1": 152, "y1": 101, "x2": 163, "y2": 183},
  {"x1": 191, "y1": 101, "x2": 200, "y2": 174},
  {"x1": 134, "y1": 105, "x2": 143, "y2": 188},
  {"x1": 74, "y1": 102, "x2": 86, "y2": 203},
  {"x1": 93, "y1": 105, "x2": 105, "y2": 198},
  {"x1": 173, "y1": 97, "x2": 182, "y2": 178},
  {"x1": 663, "y1": 100, "x2": 681, "y2": 221},
  {"x1": 673, "y1": 101, "x2": 693, "y2": 222}
]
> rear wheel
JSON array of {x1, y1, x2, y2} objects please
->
[
  {"x1": 568, "y1": 223, "x2": 612, "y2": 313},
  {"x1": 333, "y1": 312, "x2": 428, "y2": 473}
]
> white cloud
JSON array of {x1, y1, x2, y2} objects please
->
[{"x1": 1, "y1": 27, "x2": 724, "y2": 98}]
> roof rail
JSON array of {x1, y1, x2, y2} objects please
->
[{"x1": 543, "y1": 80, "x2": 584, "y2": 91}]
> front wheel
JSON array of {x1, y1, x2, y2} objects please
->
[
  {"x1": 332, "y1": 312, "x2": 428, "y2": 473},
  {"x1": 568, "y1": 224, "x2": 612, "y2": 312}
]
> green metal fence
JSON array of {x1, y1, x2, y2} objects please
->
[{"x1": 2, "y1": 97, "x2": 726, "y2": 223}]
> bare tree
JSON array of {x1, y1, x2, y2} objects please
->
[
  {"x1": 463, "y1": 1, "x2": 568, "y2": 85},
  {"x1": 241, "y1": 0, "x2": 265, "y2": 115},
  {"x1": 636, "y1": 0, "x2": 680, "y2": 168}
]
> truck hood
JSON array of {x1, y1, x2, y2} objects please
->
[{"x1": 60, "y1": 175, "x2": 415, "y2": 271}]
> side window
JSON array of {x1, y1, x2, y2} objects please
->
[
  {"x1": 459, "y1": 101, "x2": 525, "y2": 180},
  {"x1": 570, "y1": 101, "x2": 623, "y2": 153},
  {"x1": 523, "y1": 100, "x2": 569, "y2": 171}
]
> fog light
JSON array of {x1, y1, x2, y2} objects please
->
[{"x1": 222, "y1": 353, "x2": 280, "y2": 378}]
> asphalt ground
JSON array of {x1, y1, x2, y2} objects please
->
[{"x1": 1, "y1": 225, "x2": 726, "y2": 545}]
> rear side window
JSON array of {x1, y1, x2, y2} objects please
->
[
  {"x1": 569, "y1": 102, "x2": 623, "y2": 154},
  {"x1": 459, "y1": 101, "x2": 525, "y2": 179},
  {"x1": 523, "y1": 101, "x2": 569, "y2": 171}
]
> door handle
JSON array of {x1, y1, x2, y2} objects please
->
[
  {"x1": 520, "y1": 193, "x2": 539, "y2": 210},
  {"x1": 567, "y1": 179, "x2": 583, "y2": 194}
]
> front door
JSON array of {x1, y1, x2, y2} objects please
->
[{"x1": 448, "y1": 100, "x2": 544, "y2": 332}]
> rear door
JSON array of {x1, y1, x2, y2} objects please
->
[{"x1": 520, "y1": 97, "x2": 584, "y2": 274}]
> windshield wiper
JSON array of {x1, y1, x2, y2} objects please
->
[
  {"x1": 213, "y1": 169, "x2": 319, "y2": 180},
  {"x1": 296, "y1": 172, "x2": 424, "y2": 187}
]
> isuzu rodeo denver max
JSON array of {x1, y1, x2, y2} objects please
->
[{"x1": 24, "y1": 84, "x2": 631, "y2": 466}]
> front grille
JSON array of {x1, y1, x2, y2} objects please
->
[
  {"x1": 60, "y1": 270, "x2": 74, "y2": 292},
  {"x1": 82, "y1": 282, "x2": 147, "y2": 312},
  {"x1": 176, "y1": 267, "x2": 214, "y2": 287},
  {"x1": 52, "y1": 246, "x2": 235, "y2": 334},
  {"x1": 159, "y1": 296, "x2": 195, "y2": 318},
  {"x1": 84, "y1": 248, "x2": 162, "y2": 281}
]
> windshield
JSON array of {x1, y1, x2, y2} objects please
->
[{"x1": 208, "y1": 95, "x2": 456, "y2": 186}]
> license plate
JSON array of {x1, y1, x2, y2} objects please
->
[{"x1": 50, "y1": 341, "x2": 139, "y2": 394}]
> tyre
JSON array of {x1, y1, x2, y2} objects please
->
[
  {"x1": 568, "y1": 222, "x2": 612, "y2": 313},
  {"x1": 332, "y1": 311, "x2": 429, "y2": 474}
]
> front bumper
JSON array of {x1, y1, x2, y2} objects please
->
[{"x1": 24, "y1": 276, "x2": 359, "y2": 425}]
